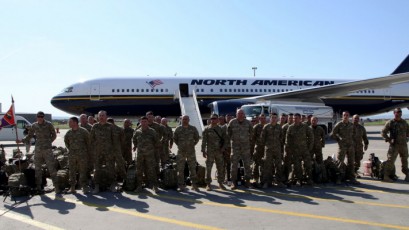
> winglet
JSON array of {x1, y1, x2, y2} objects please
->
[{"x1": 391, "y1": 54, "x2": 409, "y2": 74}]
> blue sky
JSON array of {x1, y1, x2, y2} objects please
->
[{"x1": 0, "y1": 1, "x2": 408, "y2": 118}]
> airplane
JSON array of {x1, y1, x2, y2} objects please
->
[{"x1": 51, "y1": 55, "x2": 409, "y2": 117}]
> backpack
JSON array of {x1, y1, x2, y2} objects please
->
[
  {"x1": 196, "y1": 164, "x2": 206, "y2": 186},
  {"x1": 312, "y1": 161, "x2": 328, "y2": 184},
  {"x1": 123, "y1": 163, "x2": 137, "y2": 191},
  {"x1": 160, "y1": 168, "x2": 178, "y2": 189},
  {"x1": 8, "y1": 173, "x2": 30, "y2": 197},
  {"x1": 379, "y1": 160, "x2": 397, "y2": 180},
  {"x1": 55, "y1": 169, "x2": 70, "y2": 191}
]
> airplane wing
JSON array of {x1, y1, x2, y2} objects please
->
[{"x1": 247, "y1": 72, "x2": 409, "y2": 103}]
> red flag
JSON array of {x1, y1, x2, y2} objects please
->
[{"x1": 0, "y1": 97, "x2": 16, "y2": 129}]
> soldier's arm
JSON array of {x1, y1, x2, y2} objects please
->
[
  {"x1": 84, "y1": 129, "x2": 91, "y2": 154},
  {"x1": 49, "y1": 123, "x2": 57, "y2": 142},
  {"x1": 169, "y1": 129, "x2": 174, "y2": 147},
  {"x1": 381, "y1": 121, "x2": 391, "y2": 141},
  {"x1": 320, "y1": 128, "x2": 325, "y2": 147},
  {"x1": 222, "y1": 128, "x2": 229, "y2": 149},
  {"x1": 362, "y1": 127, "x2": 369, "y2": 148},
  {"x1": 64, "y1": 131, "x2": 70, "y2": 149},
  {"x1": 193, "y1": 127, "x2": 199, "y2": 145},
  {"x1": 132, "y1": 130, "x2": 138, "y2": 151},
  {"x1": 201, "y1": 129, "x2": 207, "y2": 152},
  {"x1": 22, "y1": 125, "x2": 35, "y2": 142},
  {"x1": 259, "y1": 126, "x2": 267, "y2": 147},
  {"x1": 173, "y1": 128, "x2": 179, "y2": 146},
  {"x1": 307, "y1": 126, "x2": 314, "y2": 151},
  {"x1": 330, "y1": 123, "x2": 340, "y2": 141}
]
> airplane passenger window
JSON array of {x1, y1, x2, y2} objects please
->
[
  {"x1": 151, "y1": 89, "x2": 154, "y2": 92},
  {"x1": 132, "y1": 89, "x2": 134, "y2": 92},
  {"x1": 141, "y1": 89, "x2": 144, "y2": 92},
  {"x1": 165, "y1": 89, "x2": 168, "y2": 92},
  {"x1": 136, "y1": 89, "x2": 139, "y2": 92},
  {"x1": 127, "y1": 89, "x2": 129, "y2": 92},
  {"x1": 196, "y1": 89, "x2": 199, "y2": 92},
  {"x1": 161, "y1": 89, "x2": 163, "y2": 92},
  {"x1": 122, "y1": 89, "x2": 124, "y2": 92},
  {"x1": 229, "y1": 89, "x2": 232, "y2": 92},
  {"x1": 156, "y1": 89, "x2": 158, "y2": 92},
  {"x1": 220, "y1": 89, "x2": 223, "y2": 92},
  {"x1": 233, "y1": 89, "x2": 236, "y2": 92},
  {"x1": 224, "y1": 89, "x2": 227, "y2": 92},
  {"x1": 201, "y1": 89, "x2": 204, "y2": 92},
  {"x1": 250, "y1": 89, "x2": 253, "y2": 92},
  {"x1": 210, "y1": 89, "x2": 213, "y2": 92},
  {"x1": 112, "y1": 89, "x2": 115, "y2": 93},
  {"x1": 117, "y1": 89, "x2": 120, "y2": 92}
]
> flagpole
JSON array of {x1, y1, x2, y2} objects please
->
[{"x1": 11, "y1": 96, "x2": 22, "y2": 172}]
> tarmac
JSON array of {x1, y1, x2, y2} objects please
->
[{"x1": 1, "y1": 125, "x2": 409, "y2": 230}]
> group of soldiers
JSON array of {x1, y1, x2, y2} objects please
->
[{"x1": 19, "y1": 107, "x2": 409, "y2": 194}]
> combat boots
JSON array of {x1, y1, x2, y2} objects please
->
[
  {"x1": 153, "y1": 186, "x2": 159, "y2": 193},
  {"x1": 262, "y1": 183, "x2": 269, "y2": 189},
  {"x1": 230, "y1": 181, "x2": 237, "y2": 190},
  {"x1": 349, "y1": 178, "x2": 360, "y2": 185},
  {"x1": 93, "y1": 184, "x2": 100, "y2": 194},
  {"x1": 70, "y1": 185, "x2": 76, "y2": 193},
  {"x1": 382, "y1": 175, "x2": 394, "y2": 183},
  {"x1": 177, "y1": 185, "x2": 186, "y2": 192},
  {"x1": 110, "y1": 183, "x2": 117, "y2": 192},
  {"x1": 192, "y1": 184, "x2": 200, "y2": 192},
  {"x1": 206, "y1": 184, "x2": 212, "y2": 191},
  {"x1": 218, "y1": 183, "x2": 226, "y2": 190}
]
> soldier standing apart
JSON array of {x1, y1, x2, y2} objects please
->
[
  {"x1": 331, "y1": 111, "x2": 359, "y2": 184},
  {"x1": 310, "y1": 116, "x2": 326, "y2": 164},
  {"x1": 202, "y1": 114, "x2": 228, "y2": 191},
  {"x1": 173, "y1": 115, "x2": 200, "y2": 192},
  {"x1": 64, "y1": 117, "x2": 90, "y2": 193},
  {"x1": 161, "y1": 117, "x2": 173, "y2": 166},
  {"x1": 228, "y1": 109, "x2": 253, "y2": 189},
  {"x1": 381, "y1": 108, "x2": 409, "y2": 182},
  {"x1": 286, "y1": 113, "x2": 314, "y2": 186},
  {"x1": 123, "y1": 119, "x2": 134, "y2": 165},
  {"x1": 20, "y1": 111, "x2": 57, "y2": 192},
  {"x1": 352, "y1": 114, "x2": 369, "y2": 178},
  {"x1": 107, "y1": 118, "x2": 127, "y2": 183},
  {"x1": 90, "y1": 110, "x2": 117, "y2": 193},
  {"x1": 252, "y1": 114, "x2": 267, "y2": 185},
  {"x1": 132, "y1": 116, "x2": 159, "y2": 193},
  {"x1": 261, "y1": 113, "x2": 285, "y2": 188}
]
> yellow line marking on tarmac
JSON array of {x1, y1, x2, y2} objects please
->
[
  {"x1": 232, "y1": 189, "x2": 409, "y2": 209},
  {"x1": 148, "y1": 193, "x2": 409, "y2": 230},
  {"x1": 45, "y1": 194, "x2": 223, "y2": 230},
  {"x1": 1, "y1": 211, "x2": 64, "y2": 230}
]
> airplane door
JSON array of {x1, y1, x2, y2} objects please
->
[
  {"x1": 383, "y1": 88, "x2": 391, "y2": 100},
  {"x1": 179, "y1": 83, "x2": 189, "y2": 97},
  {"x1": 90, "y1": 84, "x2": 100, "y2": 100}
]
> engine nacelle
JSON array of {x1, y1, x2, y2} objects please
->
[{"x1": 208, "y1": 99, "x2": 256, "y2": 116}]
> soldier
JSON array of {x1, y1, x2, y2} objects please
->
[
  {"x1": 286, "y1": 113, "x2": 314, "y2": 186},
  {"x1": 88, "y1": 115, "x2": 96, "y2": 126},
  {"x1": 90, "y1": 110, "x2": 117, "y2": 193},
  {"x1": 331, "y1": 111, "x2": 359, "y2": 184},
  {"x1": 352, "y1": 114, "x2": 369, "y2": 178},
  {"x1": 133, "y1": 116, "x2": 159, "y2": 193},
  {"x1": 310, "y1": 116, "x2": 326, "y2": 164},
  {"x1": 64, "y1": 116, "x2": 90, "y2": 193},
  {"x1": 219, "y1": 115, "x2": 231, "y2": 183},
  {"x1": 260, "y1": 113, "x2": 285, "y2": 188},
  {"x1": 381, "y1": 108, "x2": 409, "y2": 182},
  {"x1": 161, "y1": 117, "x2": 173, "y2": 166},
  {"x1": 79, "y1": 114, "x2": 92, "y2": 132},
  {"x1": 282, "y1": 113, "x2": 294, "y2": 181},
  {"x1": 107, "y1": 118, "x2": 127, "y2": 182},
  {"x1": 173, "y1": 115, "x2": 200, "y2": 192},
  {"x1": 155, "y1": 115, "x2": 162, "y2": 124},
  {"x1": 145, "y1": 111, "x2": 165, "y2": 176},
  {"x1": 228, "y1": 109, "x2": 253, "y2": 189},
  {"x1": 123, "y1": 119, "x2": 134, "y2": 164},
  {"x1": 19, "y1": 111, "x2": 57, "y2": 192},
  {"x1": 251, "y1": 114, "x2": 267, "y2": 185},
  {"x1": 279, "y1": 113, "x2": 288, "y2": 127},
  {"x1": 202, "y1": 114, "x2": 228, "y2": 191}
]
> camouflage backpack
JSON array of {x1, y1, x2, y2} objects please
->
[
  {"x1": 123, "y1": 163, "x2": 137, "y2": 191},
  {"x1": 196, "y1": 164, "x2": 206, "y2": 186},
  {"x1": 8, "y1": 173, "x2": 30, "y2": 197},
  {"x1": 379, "y1": 160, "x2": 397, "y2": 180},
  {"x1": 161, "y1": 168, "x2": 178, "y2": 189},
  {"x1": 55, "y1": 169, "x2": 70, "y2": 191},
  {"x1": 312, "y1": 161, "x2": 328, "y2": 184}
]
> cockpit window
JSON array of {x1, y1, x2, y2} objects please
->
[{"x1": 63, "y1": 87, "x2": 73, "y2": 93}]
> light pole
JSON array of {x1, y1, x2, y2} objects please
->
[{"x1": 252, "y1": 67, "x2": 257, "y2": 77}]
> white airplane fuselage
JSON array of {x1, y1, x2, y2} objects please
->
[{"x1": 51, "y1": 76, "x2": 409, "y2": 117}]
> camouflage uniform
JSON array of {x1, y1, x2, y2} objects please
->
[
  {"x1": 286, "y1": 123, "x2": 314, "y2": 183},
  {"x1": 331, "y1": 121, "x2": 355, "y2": 180},
  {"x1": 311, "y1": 125, "x2": 326, "y2": 164},
  {"x1": 353, "y1": 123, "x2": 369, "y2": 173},
  {"x1": 282, "y1": 123, "x2": 292, "y2": 181},
  {"x1": 252, "y1": 123, "x2": 265, "y2": 183},
  {"x1": 161, "y1": 125, "x2": 173, "y2": 166},
  {"x1": 90, "y1": 123, "x2": 116, "y2": 186},
  {"x1": 64, "y1": 127, "x2": 90, "y2": 188},
  {"x1": 144, "y1": 122, "x2": 165, "y2": 175},
  {"x1": 381, "y1": 119, "x2": 409, "y2": 176},
  {"x1": 260, "y1": 123, "x2": 283, "y2": 184},
  {"x1": 123, "y1": 126, "x2": 135, "y2": 164},
  {"x1": 202, "y1": 125, "x2": 228, "y2": 184},
  {"x1": 228, "y1": 119, "x2": 253, "y2": 184},
  {"x1": 220, "y1": 124, "x2": 231, "y2": 181},
  {"x1": 80, "y1": 123, "x2": 93, "y2": 132},
  {"x1": 173, "y1": 124, "x2": 199, "y2": 186},
  {"x1": 133, "y1": 127, "x2": 159, "y2": 188},
  {"x1": 112, "y1": 125, "x2": 127, "y2": 179},
  {"x1": 23, "y1": 120, "x2": 57, "y2": 188}
]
